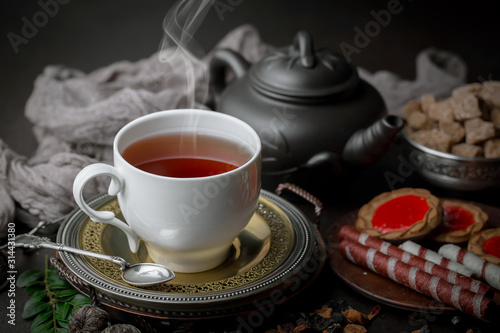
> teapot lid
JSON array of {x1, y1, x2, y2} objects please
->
[{"x1": 249, "y1": 31, "x2": 359, "y2": 100}]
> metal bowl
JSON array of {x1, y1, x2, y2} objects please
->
[{"x1": 401, "y1": 131, "x2": 500, "y2": 191}]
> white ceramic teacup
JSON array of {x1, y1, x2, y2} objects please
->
[{"x1": 73, "y1": 109, "x2": 261, "y2": 273}]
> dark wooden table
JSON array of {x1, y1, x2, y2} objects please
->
[
  {"x1": 1, "y1": 1, "x2": 499, "y2": 332},
  {"x1": 2, "y1": 139, "x2": 498, "y2": 332}
]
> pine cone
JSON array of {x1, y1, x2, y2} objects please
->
[
  {"x1": 101, "y1": 324, "x2": 141, "y2": 332},
  {"x1": 69, "y1": 305, "x2": 110, "y2": 333}
]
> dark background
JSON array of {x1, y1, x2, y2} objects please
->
[
  {"x1": 1, "y1": 0, "x2": 499, "y2": 158},
  {"x1": 1, "y1": 1, "x2": 499, "y2": 332}
]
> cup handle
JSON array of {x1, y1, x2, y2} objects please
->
[{"x1": 73, "y1": 163, "x2": 140, "y2": 253}]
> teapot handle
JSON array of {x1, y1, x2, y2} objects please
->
[{"x1": 209, "y1": 49, "x2": 250, "y2": 107}]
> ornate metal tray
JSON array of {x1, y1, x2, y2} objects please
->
[{"x1": 56, "y1": 189, "x2": 325, "y2": 319}]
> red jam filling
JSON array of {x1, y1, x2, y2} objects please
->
[
  {"x1": 372, "y1": 195, "x2": 429, "y2": 232},
  {"x1": 482, "y1": 236, "x2": 500, "y2": 258},
  {"x1": 437, "y1": 204, "x2": 475, "y2": 233}
]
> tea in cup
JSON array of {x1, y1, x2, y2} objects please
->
[{"x1": 73, "y1": 109, "x2": 261, "y2": 273}]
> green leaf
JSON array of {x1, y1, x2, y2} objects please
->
[
  {"x1": 25, "y1": 281, "x2": 45, "y2": 295},
  {"x1": 17, "y1": 270, "x2": 43, "y2": 287},
  {"x1": 46, "y1": 269, "x2": 69, "y2": 285},
  {"x1": 59, "y1": 294, "x2": 78, "y2": 302},
  {"x1": 57, "y1": 319, "x2": 70, "y2": 329},
  {"x1": 48, "y1": 278, "x2": 71, "y2": 290},
  {"x1": 31, "y1": 311, "x2": 53, "y2": 330},
  {"x1": 68, "y1": 293, "x2": 91, "y2": 307},
  {"x1": 69, "y1": 305, "x2": 79, "y2": 317},
  {"x1": 31, "y1": 320, "x2": 53, "y2": 333},
  {"x1": 48, "y1": 280, "x2": 71, "y2": 292},
  {"x1": 20, "y1": 257, "x2": 93, "y2": 333},
  {"x1": 54, "y1": 289, "x2": 79, "y2": 299},
  {"x1": 30, "y1": 290, "x2": 47, "y2": 303},
  {"x1": 47, "y1": 267, "x2": 60, "y2": 279},
  {"x1": 22, "y1": 297, "x2": 51, "y2": 319},
  {"x1": 55, "y1": 302, "x2": 71, "y2": 321}
]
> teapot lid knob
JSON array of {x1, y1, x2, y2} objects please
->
[
  {"x1": 294, "y1": 31, "x2": 315, "y2": 68},
  {"x1": 249, "y1": 31, "x2": 359, "y2": 100}
]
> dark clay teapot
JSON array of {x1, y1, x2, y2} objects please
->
[{"x1": 209, "y1": 31, "x2": 404, "y2": 177}]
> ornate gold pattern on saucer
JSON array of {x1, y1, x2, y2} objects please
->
[
  {"x1": 56, "y1": 190, "x2": 324, "y2": 318},
  {"x1": 78, "y1": 197, "x2": 294, "y2": 293}
]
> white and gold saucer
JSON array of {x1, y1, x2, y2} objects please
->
[{"x1": 56, "y1": 189, "x2": 325, "y2": 318}]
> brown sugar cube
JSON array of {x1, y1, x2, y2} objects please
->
[
  {"x1": 478, "y1": 81, "x2": 500, "y2": 108},
  {"x1": 464, "y1": 118, "x2": 495, "y2": 145},
  {"x1": 410, "y1": 129, "x2": 452, "y2": 153},
  {"x1": 421, "y1": 94, "x2": 436, "y2": 114},
  {"x1": 402, "y1": 100, "x2": 422, "y2": 119},
  {"x1": 451, "y1": 143, "x2": 483, "y2": 157},
  {"x1": 407, "y1": 111, "x2": 429, "y2": 130},
  {"x1": 424, "y1": 119, "x2": 439, "y2": 130},
  {"x1": 428, "y1": 99, "x2": 454, "y2": 122},
  {"x1": 484, "y1": 139, "x2": 500, "y2": 158},
  {"x1": 439, "y1": 120, "x2": 465, "y2": 144},
  {"x1": 452, "y1": 83, "x2": 481, "y2": 98},
  {"x1": 451, "y1": 94, "x2": 482, "y2": 121},
  {"x1": 483, "y1": 81, "x2": 500, "y2": 88},
  {"x1": 490, "y1": 108, "x2": 500, "y2": 128}
]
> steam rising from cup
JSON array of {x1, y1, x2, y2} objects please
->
[{"x1": 158, "y1": 0, "x2": 215, "y2": 108}]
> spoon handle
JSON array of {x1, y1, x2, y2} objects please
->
[{"x1": 15, "y1": 234, "x2": 128, "y2": 269}]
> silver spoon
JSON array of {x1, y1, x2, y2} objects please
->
[{"x1": 14, "y1": 234, "x2": 175, "y2": 287}]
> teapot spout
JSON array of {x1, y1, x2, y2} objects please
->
[{"x1": 342, "y1": 115, "x2": 404, "y2": 167}]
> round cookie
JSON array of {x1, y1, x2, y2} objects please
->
[
  {"x1": 431, "y1": 199, "x2": 487, "y2": 243},
  {"x1": 468, "y1": 228, "x2": 500, "y2": 265},
  {"x1": 355, "y1": 188, "x2": 441, "y2": 241}
]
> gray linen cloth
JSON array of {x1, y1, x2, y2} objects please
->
[{"x1": 0, "y1": 25, "x2": 466, "y2": 237}]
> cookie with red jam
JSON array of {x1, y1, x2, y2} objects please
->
[
  {"x1": 431, "y1": 199, "x2": 487, "y2": 243},
  {"x1": 355, "y1": 188, "x2": 441, "y2": 241},
  {"x1": 468, "y1": 228, "x2": 500, "y2": 266}
]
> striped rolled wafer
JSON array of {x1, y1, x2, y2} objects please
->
[
  {"x1": 400, "y1": 240, "x2": 475, "y2": 277},
  {"x1": 439, "y1": 244, "x2": 500, "y2": 291},
  {"x1": 339, "y1": 240, "x2": 496, "y2": 321},
  {"x1": 338, "y1": 225, "x2": 493, "y2": 297}
]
